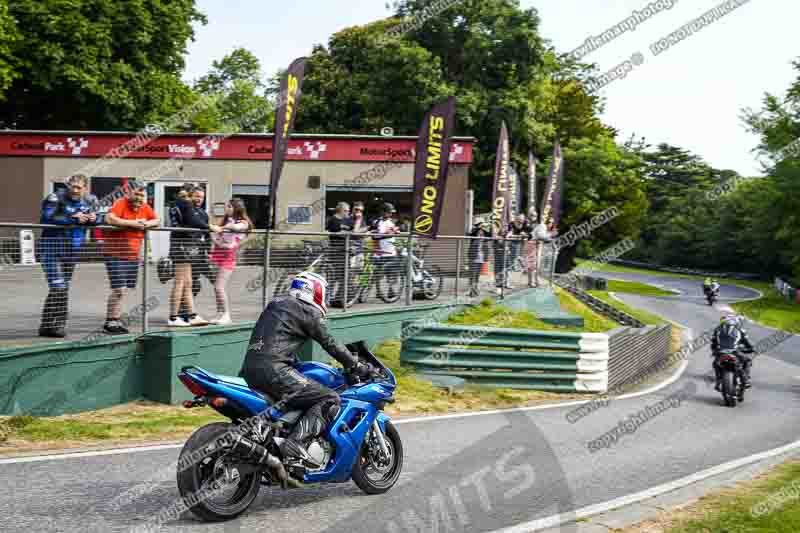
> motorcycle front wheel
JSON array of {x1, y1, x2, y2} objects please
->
[
  {"x1": 352, "y1": 421, "x2": 403, "y2": 495},
  {"x1": 177, "y1": 422, "x2": 261, "y2": 522},
  {"x1": 420, "y1": 265, "x2": 443, "y2": 300}
]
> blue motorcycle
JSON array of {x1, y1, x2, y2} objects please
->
[{"x1": 175, "y1": 341, "x2": 402, "y2": 522}]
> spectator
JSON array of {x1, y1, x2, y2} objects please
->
[
  {"x1": 508, "y1": 213, "x2": 533, "y2": 279},
  {"x1": 101, "y1": 183, "x2": 159, "y2": 334},
  {"x1": 372, "y1": 202, "x2": 402, "y2": 300},
  {"x1": 38, "y1": 174, "x2": 103, "y2": 337},
  {"x1": 169, "y1": 185, "x2": 221, "y2": 327},
  {"x1": 467, "y1": 216, "x2": 491, "y2": 298},
  {"x1": 165, "y1": 184, "x2": 193, "y2": 321},
  {"x1": 490, "y1": 214, "x2": 511, "y2": 295},
  {"x1": 209, "y1": 198, "x2": 253, "y2": 325},
  {"x1": 350, "y1": 201, "x2": 369, "y2": 268},
  {"x1": 325, "y1": 201, "x2": 353, "y2": 306}
]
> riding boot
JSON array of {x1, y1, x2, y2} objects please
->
[
  {"x1": 39, "y1": 287, "x2": 68, "y2": 337},
  {"x1": 742, "y1": 360, "x2": 752, "y2": 389}
]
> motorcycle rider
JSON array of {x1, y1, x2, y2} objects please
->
[
  {"x1": 711, "y1": 313, "x2": 756, "y2": 391},
  {"x1": 238, "y1": 271, "x2": 374, "y2": 464},
  {"x1": 39, "y1": 174, "x2": 103, "y2": 337}
]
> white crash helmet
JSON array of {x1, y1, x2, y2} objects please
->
[
  {"x1": 720, "y1": 313, "x2": 742, "y2": 327},
  {"x1": 288, "y1": 271, "x2": 329, "y2": 316}
]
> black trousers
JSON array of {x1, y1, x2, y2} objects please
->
[
  {"x1": 492, "y1": 241, "x2": 508, "y2": 287},
  {"x1": 242, "y1": 363, "x2": 340, "y2": 444}
]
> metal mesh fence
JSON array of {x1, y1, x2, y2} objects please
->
[{"x1": 0, "y1": 223, "x2": 557, "y2": 348}]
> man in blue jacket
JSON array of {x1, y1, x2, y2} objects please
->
[{"x1": 39, "y1": 174, "x2": 103, "y2": 337}]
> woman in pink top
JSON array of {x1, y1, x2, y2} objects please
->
[{"x1": 209, "y1": 198, "x2": 253, "y2": 324}]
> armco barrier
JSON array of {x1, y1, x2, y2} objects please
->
[
  {"x1": 555, "y1": 277, "x2": 646, "y2": 328},
  {"x1": 400, "y1": 323, "x2": 609, "y2": 392},
  {"x1": 609, "y1": 259, "x2": 762, "y2": 281}
]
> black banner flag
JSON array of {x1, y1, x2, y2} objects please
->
[
  {"x1": 411, "y1": 97, "x2": 457, "y2": 238},
  {"x1": 269, "y1": 57, "x2": 307, "y2": 229}
]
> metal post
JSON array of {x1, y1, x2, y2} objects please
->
[
  {"x1": 261, "y1": 230, "x2": 271, "y2": 307},
  {"x1": 500, "y1": 235, "x2": 508, "y2": 299},
  {"x1": 343, "y1": 232, "x2": 350, "y2": 313},
  {"x1": 405, "y1": 233, "x2": 413, "y2": 307},
  {"x1": 141, "y1": 228, "x2": 149, "y2": 334},
  {"x1": 455, "y1": 239, "x2": 463, "y2": 302}
]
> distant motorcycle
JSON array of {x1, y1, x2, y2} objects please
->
[
  {"x1": 706, "y1": 287, "x2": 719, "y2": 306},
  {"x1": 716, "y1": 349, "x2": 745, "y2": 407}
]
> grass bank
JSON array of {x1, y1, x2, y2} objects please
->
[{"x1": 622, "y1": 458, "x2": 800, "y2": 533}]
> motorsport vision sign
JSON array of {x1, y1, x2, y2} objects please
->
[{"x1": 411, "y1": 97, "x2": 457, "y2": 238}]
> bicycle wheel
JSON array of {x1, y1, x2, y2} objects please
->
[{"x1": 376, "y1": 260, "x2": 406, "y2": 304}]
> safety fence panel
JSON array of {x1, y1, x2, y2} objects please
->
[
  {"x1": 0, "y1": 222, "x2": 557, "y2": 349},
  {"x1": 400, "y1": 322, "x2": 609, "y2": 392}
]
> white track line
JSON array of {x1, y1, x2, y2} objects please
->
[{"x1": 491, "y1": 438, "x2": 800, "y2": 533}]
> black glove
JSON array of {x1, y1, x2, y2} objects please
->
[{"x1": 346, "y1": 361, "x2": 374, "y2": 385}]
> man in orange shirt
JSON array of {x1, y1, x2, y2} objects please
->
[{"x1": 102, "y1": 181, "x2": 160, "y2": 334}]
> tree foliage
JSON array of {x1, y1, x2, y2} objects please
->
[{"x1": 0, "y1": 0, "x2": 206, "y2": 130}]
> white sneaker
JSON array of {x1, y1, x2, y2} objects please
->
[
  {"x1": 496, "y1": 288, "x2": 502, "y2": 296},
  {"x1": 188, "y1": 315, "x2": 209, "y2": 326},
  {"x1": 212, "y1": 313, "x2": 232, "y2": 325},
  {"x1": 168, "y1": 317, "x2": 190, "y2": 327}
]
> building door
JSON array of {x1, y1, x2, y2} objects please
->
[{"x1": 151, "y1": 181, "x2": 208, "y2": 260}]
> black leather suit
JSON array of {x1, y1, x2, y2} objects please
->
[
  {"x1": 711, "y1": 320, "x2": 755, "y2": 384},
  {"x1": 239, "y1": 297, "x2": 358, "y2": 454}
]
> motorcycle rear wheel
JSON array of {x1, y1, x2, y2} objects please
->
[
  {"x1": 722, "y1": 370, "x2": 737, "y2": 407},
  {"x1": 352, "y1": 421, "x2": 403, "y2": 495},
  {"x1": 177, "y1": 422, "x2": 261, "y2": 522}
]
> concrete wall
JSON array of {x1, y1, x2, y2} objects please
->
[
  {"x1": 0, "y1": 157, "x2": 44, "y2": 225},
  {"x1": 0, "y1": 300, "x2": 470, "y2": 415}
]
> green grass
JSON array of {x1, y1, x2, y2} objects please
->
[
  {"x1": 445, "y1": 298, "x2": 587, "y2": 332},
  {"x1": 731, "y1": 285, "x2": 800, "y2": 333},
  {"x1": 604, "y1": 279, "x2": 673, "y2": 297},
  {"x1": 587, "y1": 290, "x2": 667, "y2": 326},
  {"x1": 575, "y1": 259, "x2": 704, "y2": 280},
  {"x1": 660, "y1": 459, "x2": 800, "y2": 533},
  {"x1": 0, "y1": 403, "x2": 225, "y2": 444},
  {"x1": 553, "y1": 288, "x2": 619, "y2": 332}
]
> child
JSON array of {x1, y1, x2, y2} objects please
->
[{"x1": 209, "y1": 198, "x2": 253, "y2": 324}]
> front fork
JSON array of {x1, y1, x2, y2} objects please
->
[{"x1": 371, "y1": 420, "x2": 391, "y2": 460}]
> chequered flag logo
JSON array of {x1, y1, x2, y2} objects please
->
[
  {"x1": 67, "y1": 137, "x2": 89, "y2": 155},
  {"x1": 449, "y1": 143, "x2": 464, "y2": 162},
  {"x1": 304, "y1": 141, "x2": 328, "y2": 159},
  {"x1": 197, "y1": 138, "x2": 221, "y2": 157}
]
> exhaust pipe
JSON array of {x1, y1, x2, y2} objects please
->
[{"x1": 230, "y1": 434, "x2": 303, "y2": 489}]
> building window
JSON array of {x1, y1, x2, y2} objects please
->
[{"x1": 287, "y1": 205, "x2": 313, "y2": 225}]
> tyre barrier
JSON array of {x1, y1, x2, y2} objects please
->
[{"x1": 400, "y1": 322, "x2": 609, "y2": 392}]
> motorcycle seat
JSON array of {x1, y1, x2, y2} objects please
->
[
  {"x1": 200, "y1": 370, "x2": 279, "y2": 404},
  {"x1": 278, "y1": 410, "x2": 304, "y2": 425}
]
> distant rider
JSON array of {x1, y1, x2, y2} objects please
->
[
  {"x1": 711, "y1": 313, "x2": 756, "y2": 391},
  {"x1": 239, "y1": 271, "x2": 374, "y2": 464}
]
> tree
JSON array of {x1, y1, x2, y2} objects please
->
[
  {"x1": 0, "y1": 1, "x2": 19, "y2": 100},
  {"x1": 554, "y1": 132, "x2": 649, "y2": 271},
  {"x1": 191, "y1": 47, "x2": 273, "y2": 133},
  {"x1": 0, "y1": 0, "x2": 207, "y2": 130}
]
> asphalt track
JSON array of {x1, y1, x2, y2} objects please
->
[{"x1": 0, "y1": 273, "x2": 798, "y2": 533}]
